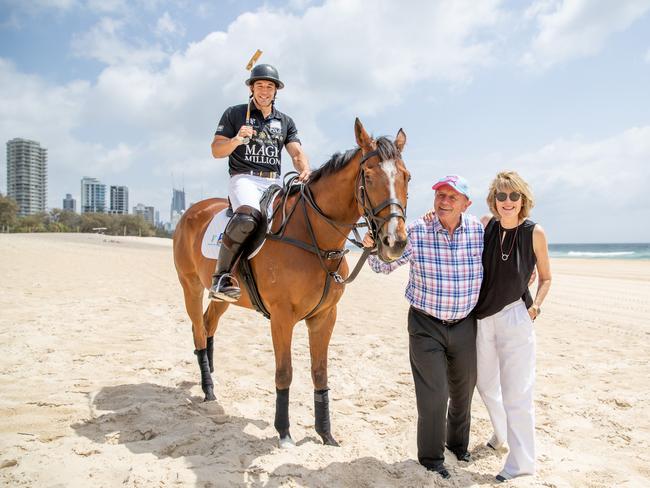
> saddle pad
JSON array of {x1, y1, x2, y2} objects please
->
[
  {"x1": 201, "y1": 207, "x2": 231, "y2": 259},
  {"x1": 200, "y1": 190, "x2": 280, "y2": 260}
]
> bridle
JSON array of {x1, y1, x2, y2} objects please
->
[{"x1": 356, "y1": 149, "x2": 407, "y2": 241}]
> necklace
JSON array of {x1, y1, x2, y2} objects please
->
[{"x1": 499, "y1": 221, "x2": 519, "y2": 261}]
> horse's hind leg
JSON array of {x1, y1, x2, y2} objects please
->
[
  {"x1": 180, "y1": 274, "x2": 216, "y2": 401},
  {"x1": 306, "y1": 306, "x2": 339, "y2": 446},
  {"x1": 203, "y1": 300, "x2": 229, "y2": 373}
]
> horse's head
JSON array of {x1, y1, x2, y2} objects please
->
[{"x1": 354, "y1": 118, "x2": 410, "y2": 262}]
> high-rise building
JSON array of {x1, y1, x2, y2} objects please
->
[
  {"x1": 63, "y1": 193, "x2": 76, "y2": 212},
  {"x1": 80, "y1": 177, "x2": 106, "y2": 213},
  {"x1": 133, "y1": 203, "x2": 155, "y2": 226},
  {"x1": 6, "y1": 138, "x2": 48, "y2": 216},
  {"x1": 170, "y1": 188, "x2": 186, "y2": 230},
  {"x1": 109, "y1": 185, "x2": 129, "y2": 215}
]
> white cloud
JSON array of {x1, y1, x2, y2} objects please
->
[
  {"x1": 155, "y1": 11, "x2": 185, "y2": 37},
  {"x1": 510, "y1": 127, "x2": 650, "y2": 241},
  {"x1": 522, "y1": 0, "x2": 650, "y2": 70},
  {"x1": 84, "y1": 0, "x2": 128, "y2": 14},
  {"x1": 71, "y1": 17, "x2": 167, "y2": 66},
  {"x1": 1, "y1": 0, "x2": 510, "y2": 218}
]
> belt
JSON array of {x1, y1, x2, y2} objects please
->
[
  {"x1": 437, "y1": 317, "x2": 466, "y2": 326},
  {"x1": 413, "y1": 306, "x2": 467, "y2": 326},
  {"x1": 234, "y1": 170, "x2": 279, "y2": 179}
]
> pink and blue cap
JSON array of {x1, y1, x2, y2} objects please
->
[{"x1": 432, "y1": 174, "x2": 471, "y2": 199}]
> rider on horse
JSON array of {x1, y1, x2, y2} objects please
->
[{"x1": 210, "y1": 64, "x2": 311, "y2": 302}]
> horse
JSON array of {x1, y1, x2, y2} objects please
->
[{"x1": 172, "y1": 118, "x2": 410, "y2": 447}]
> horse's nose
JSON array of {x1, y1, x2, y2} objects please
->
[{"x1": 382, "y1": 235, "x2": 407, "y2": 253}]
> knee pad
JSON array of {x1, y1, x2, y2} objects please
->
[{"x1": 224, "y1": 205, "x2": 263, "y2": 244}]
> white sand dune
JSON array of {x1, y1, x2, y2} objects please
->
[{"x1": 1, "y1": 233, "x2": 649, "y2": 487}]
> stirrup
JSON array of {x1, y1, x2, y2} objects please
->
[{"x1": 209, "y1": 273, "x2": 241, "y2": 303}]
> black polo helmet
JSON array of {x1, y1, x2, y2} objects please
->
[{"x1": 245, "y1": 64, "x2": 284, "y2": 89}]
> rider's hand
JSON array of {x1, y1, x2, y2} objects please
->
[
  {"x1": 423, "y1": 209, "x2": 435, "y2": 222},
  {"x1": 298, "y1": 168, "x2": 312, "y2": 182},
  {"x1": 236, "y1": 125, "x2": 254, "y2": 143},
  {"x1": 362, "y1": 232, "x2": 375, "y2": 248}
]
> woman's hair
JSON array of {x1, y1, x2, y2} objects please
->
[{"x1": 486, "y1": 171, "x2": 535, "y2": 219}]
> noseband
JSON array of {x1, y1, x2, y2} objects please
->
[{"x1": 356, "y1": 149, "x2": 407, "y2": 239}]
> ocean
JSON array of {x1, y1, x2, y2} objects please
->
[{"x1": 548, "y1": 243, "x2": 650, "y2": 260}]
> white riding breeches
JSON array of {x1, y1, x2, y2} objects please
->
[
  {"x1": 477, "y1": 298, "x2": 536, "y2": 478},
  {"x1": 228, "y1": 174, "x2": 280, "y2": 211}
]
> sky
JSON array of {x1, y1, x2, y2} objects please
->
[{"x1": 1, "y1": 0, "x2": 649, "y2": 243}]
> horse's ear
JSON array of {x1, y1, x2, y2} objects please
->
[
  {"x1": 395, "y1": 128, "x2": 406, "y2": 153},
  {"x1": 354, "y1": 117, "x2": 373, "y2": 152}
]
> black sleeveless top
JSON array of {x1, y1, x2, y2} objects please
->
[{"x1": 474, "y1": 217, "x2": 537, "y2": 319}]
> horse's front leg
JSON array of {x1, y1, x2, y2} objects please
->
[
  {"x1": 271, "y1": 314, "x2": 296, "y2": 448},
  {"x1": 306, "y1": 306, "x2": 339, "y2": 446}
]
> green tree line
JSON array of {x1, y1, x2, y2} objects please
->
[{"x1": 0, "y1": 194, "x2": 171, "y2": 238}]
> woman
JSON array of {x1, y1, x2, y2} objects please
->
[{"x1": 473, "y1": 171, "x2": 552, "y2": 482}]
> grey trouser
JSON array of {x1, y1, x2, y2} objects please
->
[{"x1": 408, "y1": 306, "x2": 477, "y2": 469}]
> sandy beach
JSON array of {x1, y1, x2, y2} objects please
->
[{"x1": 0, "y1": 232, "x2": 648, "y2": 487}]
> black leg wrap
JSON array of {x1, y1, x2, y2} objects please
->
[
  {"x1": 195, "y1": 348, "x2": 216, "y2": 401},
  {"x1": 206, "y1": 336, "x2": 214, "y2": 373},
  {"x1": 315, "y1": 389, "x2": 339, "y2": 446},
  {"x1": 274, "y1": 388, "x2": 290, "y2": 438}
]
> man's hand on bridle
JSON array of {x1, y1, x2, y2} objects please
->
[{"x1": 362, "y1": 231, "x2": 375, "y2": 249}]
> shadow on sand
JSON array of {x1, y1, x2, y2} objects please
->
[{"x1": 72, "y1": 382, "x2": 499, "y2": 487}]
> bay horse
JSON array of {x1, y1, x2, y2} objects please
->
[{"x1": 173, "y1": 118, "x2": 410, "y2": 447}]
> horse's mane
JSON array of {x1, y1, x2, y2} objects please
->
[{"x1": 309, "y1": 136, "x2": 399, "y2": 183}]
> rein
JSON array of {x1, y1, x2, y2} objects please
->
[{"x1": 265, "y1": 147, "x2": 407, "y2": 320}]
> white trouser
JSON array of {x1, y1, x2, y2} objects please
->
[
  {"x1": 477, "y1": 299, "x2": 536, "y2": 477},
  {"x1": 228, "y1": 174, "x2": 280, "y2": 211}
]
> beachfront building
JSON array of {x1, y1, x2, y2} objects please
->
[
  {"x1": 63, "y1": 193, "x2": 76, "y2": 212},
  {"x1": 80, "y1": 177, "x2": 106, "y2": 214},
  {"x1": 170, "y1": 188, "x2": 185, "y2": 231},
  {"x1": 6, "y1": 138, "x2": 48, "y2": 216},
  {"x1": 109, "y1": 185, "x2": 129, "y2": 215},
  {"x1": 133, "y1": 203, "x2": 155, "y2": 226}
]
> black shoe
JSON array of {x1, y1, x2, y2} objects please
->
[
  {"x1": 209, "y1": 273, "x2": 241, "y2": 302},
  {"x1": 426, "y1": 465, "x2": 451, "y2": 479},
  {"x1": 495, "y1": 472, "x2": 513, "y2": 483},
  {"x1": 453, "y1": 450, "x2": 471, "y2": 463}
]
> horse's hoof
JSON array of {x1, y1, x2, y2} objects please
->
[
  {"x1": 203, "y1": 389, "x2": 216, "y2": 402},
  {"x1": 279, "y1": 435, "x2": 295, "y2": 449},
  {"x1": 320, "y1": 433, "x2": 340, "y2": 446}
]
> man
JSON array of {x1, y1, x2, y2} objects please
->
[
  {"x1": 210, "y1": 63, "x2": 311, "y2": 302},
  {"x1": 364, "y1": 175, "x2": 484, "y2": 479}
]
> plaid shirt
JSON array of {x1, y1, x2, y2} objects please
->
[{"x1": 368, "y1": 214, "x2": 484, "y2": 320}]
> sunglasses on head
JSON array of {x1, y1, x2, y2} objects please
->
[{"x1": 495, "y1": 191, "x2": 522, "y2": 202}]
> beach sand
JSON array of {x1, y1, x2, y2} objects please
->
[{"x1": 0, "y1": 233, "x2": 648, "y2": 487}]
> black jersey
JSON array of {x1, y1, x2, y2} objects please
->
[{"x1": 214, "y1": 103, "x2": 301, "y2": 176}]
